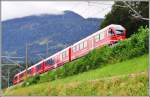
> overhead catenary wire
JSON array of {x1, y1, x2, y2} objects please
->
[
  {"x1": 88, "y1": 2, "x2": 127, "y2": 8},
  {"x1": 1, "y1": 56, "x2": 24, "y2": 59},
  {"x1": 2, "y1": 56, "x2": 20, "y2": 65},
  {"x1": 83, "y1": 1, "x2": 113, "y2": 18}
]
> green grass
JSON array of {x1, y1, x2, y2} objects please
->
[
  {"x1": 49, "y1": 54, "x2": 148, "y2": 85},
  {"x1": 4, "y1": 54, "x2": 148, "y2": 96}
]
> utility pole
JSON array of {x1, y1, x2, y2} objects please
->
[
  {"x1": 25, "y1": 43, "x2": 28, "y2": 79},
  {"x1": 46, "y1": 42, "x2": 49, "y2": 58},
  {"x1": 7, "y1": 69, "x2": 10, "y2": 87},
  {"x1": 2, "y1": 68, "x2": 20, "y2": 88}
]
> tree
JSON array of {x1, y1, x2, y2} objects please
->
[{"x1": 100, "y1": 1, "x2": 149, "y2": 38}]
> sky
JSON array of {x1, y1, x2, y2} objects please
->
[{"x1": 2, "y1": 1, "x2": 114, "y2": 21}]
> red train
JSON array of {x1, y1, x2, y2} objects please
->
[{"x1": 13, "y1": 24, "x2": 126, "y2": 85}]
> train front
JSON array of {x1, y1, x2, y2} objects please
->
[
  {"x1": 114, "y1": 25, "x2": 126, "y2": 40},
  {"x1": 109, "y1": 24, "x2": 126, "y2": 44}
]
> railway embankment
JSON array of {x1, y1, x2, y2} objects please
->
[{"x1": 3, "y1": 54, "x2": 148, "y2": 96}]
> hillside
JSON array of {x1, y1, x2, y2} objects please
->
[{"x1": 3, "y1": 54, "x2": 148, "y2": 96}]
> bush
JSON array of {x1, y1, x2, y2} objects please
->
[{"x1": 22, "y1": 74, "x2": 40, "y2": 87}]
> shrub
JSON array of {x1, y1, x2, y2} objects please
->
[{"x1": 22, "y1": 74, "x2": 40, "y2": 87}]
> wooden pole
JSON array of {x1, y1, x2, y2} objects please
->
[
  {"x1": 25, "y1": 43, "x2": 28, "y2": 79},
  {"x1": 46, "y1": 42, "x2": 48, "y2": 58},
  {"x1": 7, "y1": 69, "x2": 10, "y2": 87}
]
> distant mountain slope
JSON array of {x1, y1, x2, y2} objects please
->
[{"x1": 2, "y1": 10, "x2": 103, "y2": 63}]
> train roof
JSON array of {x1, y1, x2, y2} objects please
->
[
  {"x1": 14, "y1": 59, "x2": 45, "y2": 76},
  {"x1": 45, "y1": 24, "x2": 121, "y2": 59},
  {"x1": 44, "y1": 45, "x2": 71, "y2": 61},
  {"x1": 72, "y1": 24, "x2": 112, "y2": 46},
  {"x1": 14, "y1": 70, "x2": 26, "y2": 77}
]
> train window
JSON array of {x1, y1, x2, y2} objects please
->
[
  {"x1": 66, "y1": 50, "x2": 68, "y2": 56},
  {"x1": 62, "y1": 52, "x2": 65, "y2": 58},
  {"x1": 95, "y1": 34, "x2": 100, "y2": 42},
  {"x1": 46, "y1": 58, "x2": 54, "y2": 65},
  {"x1": 76, "y1": 45, "x2": 79, "y2": 51},
  {"x1": 62, "y1": 51, "x2": 67, "y2": 59},
  {"x1": 60, "y1": 54, "x2": 62, "y2": 60},
  {"x1": 79, "y1": 42, "x2": 83, "y2": 50},
  {"x1": 73, "y1": 46, "x2": 76, "y2": 52},
  {"x1": 108, "y1": 28, "x2": 114, "y2": 36},
  {"x1": 62, "y1": 52, "x2": 64, "y2": 59},
  {"x1": 27, "y1": 69, "x2": 31, "y2": 74},
  {"x1": 36, "y1": 64, "x2": 41, "y2": 70},
  {"x1": 14, "y1": 76, "x2": 17, "y2": 80},
  {"x1": 116, "y1": 30, "x2": 124, "y2": 35},
  {"x1": 84, "y1": 41, "x2": 87, "y2": 48},
  {"x1": 20, "y1": 73, "x2": 24, "y2": 78},
  {"x1": 100, "y1": 32, "x2": 105, "y2": 39}
]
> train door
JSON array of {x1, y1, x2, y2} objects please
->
[
  {"x1": 31, "y1": 68, "x2": 34, "y2": 76},
  {"x1": 13, "y1": 76, "x2": 17, "y2": 84},
  {"x1": 88, "y1": 37, "x2": 94, "y2": 50},
  {"x1": 54, "y1": 57, "x2": 57, "y2": 68},
  {"x1": 17, "y1": 75, "x2": 20, "y2": 83},
  {"x1": 31, "y1": 67, "x2": 36, "y2": 76},
  {"x1": 42, "y1": 61, "x2": 46, "y2": 72},
  {"x1": 40, "y1": 62, "x2": 45, "y2": 73}
]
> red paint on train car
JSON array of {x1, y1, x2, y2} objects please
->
[{"x1": 69, "y1": 48, "x2": 72, "y2": 62}]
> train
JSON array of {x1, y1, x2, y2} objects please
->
[{"x1": 13, "y1": 24, "x2": 126, "y2": 85}]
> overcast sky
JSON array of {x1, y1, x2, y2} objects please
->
[{"x1": 2, "y1": 1, "x2": 114, "y2": 21}]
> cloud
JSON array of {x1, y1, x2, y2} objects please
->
[
  {"x1": 38, "y1": 38, "x2": 49, "y2": 45},
  {"x1": 2, "y1": 1, "x2": 64, "y2": 21},
  {"x1": 2, "y1": 1, "x2": 114, "y2": 21}
]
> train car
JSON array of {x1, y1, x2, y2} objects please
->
[
  {"x1": 13, "y1": 24, "x2": 126, "y2": 85},
  {"x1": 13, "y1": 60, "x2": 45, "y2": 84},
  {"x1": 44, "y1": 57, "x2": 55, "y2": 71},
  {"x1": 70, "y1": 24, "x2": 126, "y2": 61},
  {"x1": 13, "y1": 70, "x2": 26, "y2": 85},
  {"x1": 29, "y1": 59, "x2": 45, "y2": 75}
]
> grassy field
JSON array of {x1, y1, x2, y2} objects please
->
[{"x1": 3, "y1": 54, "x2": 148, "y2": 96}]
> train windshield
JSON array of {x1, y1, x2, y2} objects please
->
[
  {"x1": 108, "y1": 28, "x2": 115, "y2": 36},
  {"x1": 116, "y1": 30, "x2": 124, "y2": 35},
  {"x1": 115, "y1": 25, "x2": 125, "y2": 36}
]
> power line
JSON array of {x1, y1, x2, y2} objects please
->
[
  {"x1": 2, "y1": 57, "x2": 19, "y2": 65},
  {"x1": 88, "y1": 1, "x2": 128, "y2": 8},
  {"x1": 1, "y1": 56, "x2": 24, "y2": 59}
]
